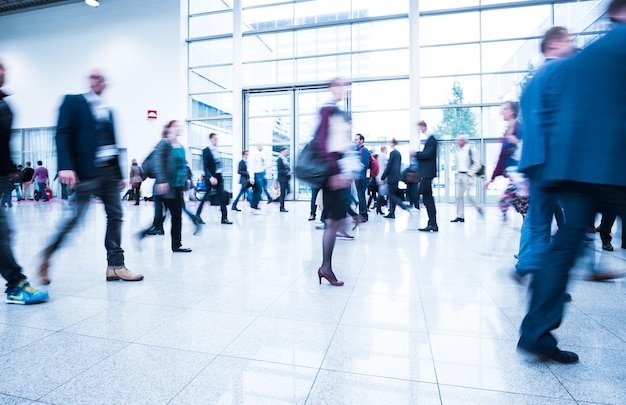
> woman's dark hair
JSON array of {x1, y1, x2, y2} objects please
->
[
  {"x1": 161, "y1": 120, "x2": 177, "y2": 138},
  {"x1": 503, "y1": 101, "x2": 520, "y2": 119}
]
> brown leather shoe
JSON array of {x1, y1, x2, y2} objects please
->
[{"x1": 106, "y1": 267, "x2": 144, "y2": 282}]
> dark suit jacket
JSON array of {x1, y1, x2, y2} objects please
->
[
  {"x1": 237, "y1": 159, "x2": 249, "y2": 185},
  {"x1": 416, "y1": 135, "x2": 438, "y2": 178},
  {"x1": 381, "y1": 148, "x2": 401, "y2": 183},
  {"x1": 202, "y1": 146, "x2": 219, "y2": 180},
  {"x1": 0, "y1": 91, "x2": 14, "y2": 176},
  {"x1": 544, "y1": 23, "x2": 626, "y2": 187},
  {"x1": 277, "y1": 156, "x2": 291, "y2": 183},
  {"x1": 56, "y1": 94, "x2": 122, "y2": 181},
  {"x1": 519, "y1": 58, "x2": 566, "y2": 181}
]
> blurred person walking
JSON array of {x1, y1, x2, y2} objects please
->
[
  {"x1": 517, "y1": 0, "x2": 626, "y2": 364},
  {"x1": 21, "y1": 161, "x2": 34, "y2": 200},
  {"x1": 128, "y1": 159, "x2": 145, "y2": 205},
  {"x1": 0, "y1": 59, "x2": 49, "y2": 304},
  {"x1": 139, "y1": 120, "x2": 193, "y2": 252},
  {"x1": 277, "y1": 146, "x2": 291, "y2": 213},
  {"x1": 38, "y1": 69, "x2": 143, "y2": 285},
  {"x1": 231, "y1": 150, "x2": 251, "y2": 211},
  {"x1": 450, "y1": 135, "x2": 483, "y2": 223},
  {"x1": 33, "y1": 160, "x2": 49, "y2": 201},
  {"x1": 380, "y1": 138, "x2": 409, "y2": 219},
  {"x1": 353, "y1": 133, "x2": 370, "y2": 221},
  {"x1": 194, "y1": 132, "x2": 232, "y2": 225},
  {"x1": 416, "y1": 121, "x2": 439, "y2": 232}
]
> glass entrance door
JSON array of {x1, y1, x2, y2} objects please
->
[{"x1": 244, "y1": 85, "x2": 349, "y2": 201}]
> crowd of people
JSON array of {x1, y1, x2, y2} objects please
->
[{"x1": 0, "y1": 1, "x2": 624, "y2": 372}]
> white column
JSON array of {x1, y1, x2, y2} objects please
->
[
  {"x1": 232, "y1": 0, "x2": 243, "y2": 188},
  {"x1": 409, "y1": 0, "x2": 420, "y2": 150}
]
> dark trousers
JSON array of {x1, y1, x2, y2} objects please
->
[
  {"x1": 387, "y1": 181, "x2": 408, "y2": 215},
  {"x1": 37, "y1": 181, "x2": 49, "y2": 201},
  {"x1": 519, "y1": 183, "x2": 626, "y2": 355},
  {"x1": 196, "y1": 174, "x2": 228, "y2": 220},
  {"x1": 598, "y1": 210, "x2": 623, "y2": 246},
  {"x1": 0, "y1": 177, "x2": 26, "y2": 290},
  {"x1": 419, "y1": 177, "x2": 437, "y2": 226},
  {"x1": 132, "y1": 183, "x2": 141, "y2": 204},
  {"x1": 355, "y1": 178, "x2": 368, "y2": 216},
  {"x1": 232, "y1": 183, "x2": 250, "y2": 208},
  {"x1": 279, "y1": 181, "x2": 289, "y2": 209},
  {"x1": 310, "y1": 187, "x2": 321, "y2": 215},
  {"x1": 44, "y1": 166, "x2": 124, "y2": 268},
  {"x1": 162, "y1": 195, "x2": 183, "y2": 250}
]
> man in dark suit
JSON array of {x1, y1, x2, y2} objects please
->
[
  {"x1": 40, "y1": 69, "x2": 143, "y2": 284},
  {"x1": 0, "y1": 59, "x2": 49, "y2": 304},
  {"x1": 276, "y1": 146, "x2": 291, "y2": 213},
  {"x1": 380, "y1": 138, "x2": 409, "y2": 219},
  {"x1": 231, "y1": 150, "x2": 250, "y2": 211},
  {"x1": 195, "y1": 132, "x2": 232, "y2": 225},
  {"x1": 518, "y1": 0, "x2": 626, "y2": 364},
  {"x1": 416, "y1": 121, "x2": 439, "y2": 232}
]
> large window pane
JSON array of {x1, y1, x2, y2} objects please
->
[
  {"x1": 295, "y1": 0, "x2": 352, "y2": 25},
  {"x1": 481, "y1": 39, "x2": 540, "y2": 73},
  {"x1": 190, "y1": 65, "x2": 233, "y2": 92},
  {"x1": 189, "y1": 12, "x2": 233, "y2": 38},
  {"x1": 420, "y1": 44, "x2": 480, "y2": 76},
  {"x1": 247, "y1": 93, "x2": 291, "y2": 117},
  {"x1": 353, "y1": 19, "x2": 409, "y2": 52},
  {"x1": 242, "y1": 3, "x2": 294, "y2": 32},
  {"x1": 555, "y1": 1, "x2": 607, "y2": 32},
  {"x1": 419, "y1": 13, "x2": 479, "y2": 46},
  {"x1": 295, "y1": 25, "x2": 351, "y2": 58},
  {"x1": 294, "y1": 54, "x2": 351, "y2": 83},
  {"x1": 420, "y1": 76, "x2": 481, "y2": 106},
  {"x1": 481, "y1": 5, "x2": 551, "y2": 41},
  {"x1": 352, "y1": 49, "x2": 409, "y2": 78},
  {"x1": 351, "y1": 110, "x2": 410, "y2": 141},
  {"x1": 242, "y1": 60, "x2": 295, "y2": 87},
  {"x1": 242, "y1": 31, "x2": 294, "y2": 63},
  {"x1": 482, "y1": 72, "x2": 528, "y2": 104},
  {"x1": 418, "y1": 0, "x2": 479, "y2": 12},
  {"x1": 351, "y1": 0, "x2": 408, "y2": 17},
  {"x1": 351, "y1": 80, "x2": 409, "y2": 111},
  {"x1": 189, "y1": 39, "x2": 233, "y2": 66},
  {"x1": 190, "y1": 93, "x2": 233, "y2": 119},
  {"x1": 190, "y1": 0, "x2": 233, "y2": 14}
]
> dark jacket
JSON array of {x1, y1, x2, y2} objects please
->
[
  {"x1": 0, "y1": 90, "x2": 14, "y2": 177},
  {"x1": 381, "y1": 148, "x2": 402, "y2": 183},
  {"x1": 277, "y1": 156, "x2": 291, "y2": 183},
  {"x1": 237, "y1": 159, "x2": 249, "y2": 185},
  {"x1": 356, "y1": 144, "x2": 370, "y2": 179},
  {"x1": 544, "y1": 23, "x2": 626, "y2": 187},
  {"x1": 202, "y1": 146, "x2": 219, "y2": 180},
  {"x1": 310, "y1": 104, "x2": 346, "y2": 177},
  {"x1": 55, "y1": 94, "x2": 122, "y2": 181},
  {"x1": 153, "y1": 138, "x2": 183, "y2": 199},
  {"x1": 416, "y1": 135, "x2": 438, "y2": 178}
]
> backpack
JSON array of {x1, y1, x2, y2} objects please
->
[{"x1": 360, "y1": 147, "x2": 379, "y2": 177}]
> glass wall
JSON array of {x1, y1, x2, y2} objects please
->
[{"x1": 187, "y1": 0, "x2": 609, "y2": 201}]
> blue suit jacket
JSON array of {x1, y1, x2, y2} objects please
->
[
  {"x1": 56, "y1": 94, "x2": 122, "y2": 181},
  {"x1": 416, "y1": 135, "x2": 438, "y2": 178},
  {"x1": 519, "y1": 58, "x2": 567, "y2": 181},
  {"x1": 544, "y1": 23, "x2": 626, "y2": 187}
]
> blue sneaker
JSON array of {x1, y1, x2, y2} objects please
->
[{"x1": 6, "y1": 280, "x2": 49, "y2": 305}]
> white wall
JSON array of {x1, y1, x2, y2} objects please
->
[{"x1": 0, "y1": 0, "x2": 186, "y2": 167}]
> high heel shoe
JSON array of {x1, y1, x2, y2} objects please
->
[
  {"x1": 318, "y1": 268, "x2": 344, "y2": 286},
  {"x1": 308, "y1": 214, "x2": 316, "y2": 221}
]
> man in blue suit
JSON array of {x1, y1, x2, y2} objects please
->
[
  {"x1": 518, "y1": 0, "x2": 626, "y2": 364},
  {"x1": 514, "y1": 27, "x2": 575, "y2": 282},
  {"x1": 39, "y1": 69, "x2": 143, "y2": 285}
]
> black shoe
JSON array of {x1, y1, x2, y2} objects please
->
[
  {"x1": 450, "y1": 217, "x2": 465, "y2": 223},
  {"x1": 221, "y1": 219, "x2": 233, "y2": 224},
  {"x1": 308, "y1": 214, "x2": 316, "y2": 221},
  {"x1": 384, "y1": 214, "x2": 395, "y2": 219},
  {"x1": 145, "y1": 227, "x2": 164, "y2": 236},
  {"x1": 602, "y1": 242, "x2": 614, "y2": 251},
  {"x1": 232, "y1": 207, "x2": 241, "y2": 212},
  {"x1": 563, "y1": 292, "x2": 572, "y2": 302},
  {"x1": 518, "y1": 345, "x2": 579, "y2": 364},
  {"x1": 280, "y1": 208, "x2": 289, "y2": 213},
  {"x1": 418, "y1": 225, "x2": 438, "y2": 232},
  {"x1": 173, "y1": 247, "x2": 192, "y2": 253},
  {"x1": 195, "y1": 215, "x2": 206, "y2": 225}
]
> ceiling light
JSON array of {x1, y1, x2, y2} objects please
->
[{"x1": 85, "y1": 0, "x2": 100, "y2": 7}]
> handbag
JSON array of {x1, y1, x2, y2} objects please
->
[
  {"x1": 141, "y1": 149, "x2": 157, "y2": 179},
  {"x1": 469, "y1": 148, "x2": 486, "y2": 178},
  {"x1": 295, "y1": 143, "x2": 330, "y2": 188}
]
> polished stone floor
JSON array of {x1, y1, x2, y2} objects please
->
[{"x1": 0, "y1": 197, "x2": 624, "y2": 405}]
